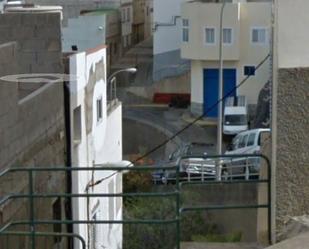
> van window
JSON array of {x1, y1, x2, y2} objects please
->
[
  {"x1": 247, "y1": 133, "x2": 256, "y2": 146},
  {"x1": 239, "y1": 134, "x2": 248, "y2": 148}
]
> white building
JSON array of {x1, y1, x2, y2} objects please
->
[
  {"x1": 181, "y1": 0, "x2": 271, "y2": 117},
  {"x1": 153, "y1": 0, "x2": 190, "y2": 82},
  {"x1": 68, "y1": 45, "x2": 124, "y2": 249}
]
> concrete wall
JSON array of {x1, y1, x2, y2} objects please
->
[
  {"x1": 275, "y1": 68, "x2": 309, "y2": 234},
  {"x1": 26, "y1": 0, "x2": 119, "y2": 25},
  {"x1": 153, "y1": 0, "x2": 189, "y2": 81},
  {"x1": 62, "y1": 14, "x2": 106, "y2": 52},
  {"x1": 69, "y1": 45, "x2": 123, "y2": 249},
  {"x1": 0, "y1": 11, "x2": 63, "y2": 97},
  {"x1": 0, "y1": 42, "x2": 67, "y2": 249},
  {"x1": 277, "y1": 0, "x2": 309, "y2": 68},
  {"x1": 272, "y1": 0, "x2": 309, "y2": 238}
]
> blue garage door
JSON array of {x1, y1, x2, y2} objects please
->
[{"x1": 203, "y1": 69, "x2": 236, "y2": 117}]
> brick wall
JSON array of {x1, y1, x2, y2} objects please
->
[{"x1": 275, "y1": 68, "x2": 309, "y2": 235}]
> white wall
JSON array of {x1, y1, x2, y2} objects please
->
[
  {"x1": 277, "y1": 0, "x2": 309, "y2": 68},
  {"x1": 62, "y1": 15, "x2": 106, "y2": 52},
  {"x1": 69, "y1": 46, "x2": 123, "y2": 249},
  {"x1": 154, "y1": 0, "x2": 188, "y2": 55}
]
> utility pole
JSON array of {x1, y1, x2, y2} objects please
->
[{"x1": 217, "y1": 1, "x2": 226, "y2": 155}]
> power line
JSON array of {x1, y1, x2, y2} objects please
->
[
  {"x1": 89, "y1": 53, "x2": 270, "y2": 189},
  {"x1": 132, "y1": 53, "x2": 270, "y2": 164}
]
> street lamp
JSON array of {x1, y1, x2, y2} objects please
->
[
  {"x1": 107, "y1": 67, "x2": 137, "y2": 101},
  {"x1": 217, "y1": 1, "x2": 227, "y2": 156}
]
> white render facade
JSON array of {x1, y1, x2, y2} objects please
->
[
  {"x1": 69, "y1": 45, "x2": 123, "y2": 249},
  {"x1": 153, "y1": 0, "x2": 190, "y2": 82},
  {"x1": 181, "y1": 1, "x2": 271, "y2": 116}
]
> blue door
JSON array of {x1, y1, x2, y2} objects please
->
[{"x1": 203, "y1": 69, "x2": 236, "y2": 117}]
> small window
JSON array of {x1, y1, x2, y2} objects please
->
[
  {"x1": 52, "y1": 198, "x2": 62, "y2": 243},
  {"x1": 205, "y1": 28, "x2": 215, "y2": 44},
  {"x1": 126, "y1": 7, "x2": 131, "y2": 22},
  {"x1": 182, "y1": 19, "x2": 189, "y2": 42},
  {"x1": 252, "y1": 28, "x2": 267, "y2": 44},
  {"x1": 247, "y1": 133, "x2": 256, "y2": 146},
  {"x1": 122, "y1": 9, "x2": 126, "y2": 22},
  {"x1": 223, "y1": 28, "x2": 232, "y2": 44},
  {"x1": 244, "y1": 66, "x2": 256, "y2": 76},
  {"x1": 96, "y1": 97, "x2": 103, "y2": 123},
  {"x1": 73, "y1": 106, "x2": 82, "y2": 142},
  {"x1": 239, "y1": 135, "x2": 248, "y2": 148}
]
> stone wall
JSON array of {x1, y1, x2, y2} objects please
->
[{"x1": 276, "y1": 68, "x2": 309, "y2": 235}]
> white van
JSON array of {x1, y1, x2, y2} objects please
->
[
  {"x1": 223, "y1": 96, "x2": 248, "y2": 135},
  {"x1": 223, "y1": 128, "x2": 270, "y2": 179}
]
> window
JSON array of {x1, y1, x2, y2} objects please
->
[
  {"x1": 251, "y1": 28, "x2": 267, "y2": 44},
  {"x1": 127, "y1": 8, "x2": 131, "y2": 22},
  {"x1": 73, "y1": 106, "x2": 82, "y2": 142},
  {"x1": 239, "y1": 135, "x2": 248, "y2": 148},
  {"x1": 244, "y1": 66, "x2": 256, "y2": 76},
  {"x1": 123, "y1": 35, "x2": 127, "y2": 48},
  {"x1": 128, "y1": 35, "x2": 131, "y2": 46},
  {"x1": 223, "y1": 28, "x2": 232, "y2": 44},
  {"x1": 96, "y1": 97, "x2": 102, "y2": 123},
  {"x1": 247, "y1": 133, "x2": 256, "y2": 146},
  {"x1": 52, "y1": 198, "x2": 62, "y2": 244},
  {"x1": 205, "y1": 27, "x2": 215, "y2": 44},
  {"x1": 121, "y1": 8, "x2": 126, "y2": 22},
  {"x1": 182, "y1": 19, "x2": 189, "y2": 42}
]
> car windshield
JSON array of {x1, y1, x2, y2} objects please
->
[
  {"x1": 224, "y1": 115, "x2": 247, "y2": 125},
  {"x1": 169, "y1": 143, "x2": 209, "y2": 160}
]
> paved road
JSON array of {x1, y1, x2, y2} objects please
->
[{"x1": 123, "y1": 106, "x2": 218, "y2": 159}]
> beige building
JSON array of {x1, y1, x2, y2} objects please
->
[
  {"x1": 132, "y1": 0, "x2": 145, "y2": 44},
  {"x1": 181, "y1": 0, "x2": 271, "y2": 117}
]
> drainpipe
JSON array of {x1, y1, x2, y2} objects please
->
[
  {"x1": 63, "y1": 81, "x2": 73, "y2": 249},
  {"x1": 217, "y1": 1, "x2": 226, "y2": 157},
  {"x1": 271, "y1": 0, "x2": 278, "y2": 244}
]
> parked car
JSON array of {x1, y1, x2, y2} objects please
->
[
  {"x1": 222, "y1": 128, "x2": 270, "y2": 179},
  {"x1": 161, "y1": 142, "x2": 216, "y2": 184}
]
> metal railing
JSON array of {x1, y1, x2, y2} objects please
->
[{"x1": 0, "y1": 154, "x2": 271, "y2": 249}]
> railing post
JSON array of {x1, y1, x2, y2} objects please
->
[
  {"x1": 266, "y1": 156, "x2": 272, "y2": 244},
  {"x1": 176, "y1": 164, "x2": 180, "y2": 249},
  {"x1": 28, "y1": 170, "x2": 35, "y2": 249}
]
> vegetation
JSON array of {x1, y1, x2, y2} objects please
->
[{"x1": 123, "y1": 156, "x2": 242, "y2": 248}]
